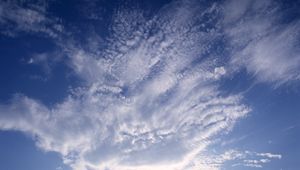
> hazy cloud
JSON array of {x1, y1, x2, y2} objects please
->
[
  {"x1": 0, "y1": 0, "x2": 63, "y2": 37},
  {"x1": 224, "y1": 0, "x2": 300, "y2": 86}
]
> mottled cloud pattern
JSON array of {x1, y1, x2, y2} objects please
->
[{"x1": 0, "y1": 0, "x2": 297, "y2": 169}]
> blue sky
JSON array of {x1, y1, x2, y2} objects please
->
[{"x1": 0, "y1": 0, "x2": 299, "y2": 170}]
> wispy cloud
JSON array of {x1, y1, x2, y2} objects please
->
[
  {"x1": 0, "y1": 0, "x2": 63, "y2": 38},
  {"x1": 224, "y1": 0, "x2": 300, "y2": 86},
  {"x1": 0, "y1": 0, "x2": 295, "y2": 169},
  {"x1": 184, "y1": 149, "x2": 282, "y2": 169},
  {"x1": 232, "y1": 151, "x2": 282, "y2": 168}
]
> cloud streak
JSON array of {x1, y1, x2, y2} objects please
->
[
  {"x1": 194, "y1": 150, "x2": 282, "y2": 169},
  {"x1": 0, "y1": 0, "x2": 63, "y2": 38}
]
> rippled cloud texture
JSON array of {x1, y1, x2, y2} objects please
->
[{"x1": 1, "y1": 0, "x2": 299, "y2": 169}]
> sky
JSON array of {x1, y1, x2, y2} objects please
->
[{"x1": 0, "y1": 0, "x2": 299, "y2": 170}]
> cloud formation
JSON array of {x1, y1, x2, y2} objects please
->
[
  {"x1": 0, "y1": 0, "x2": 63, "y2": 37},
  {"x1": 0, "y1": 0, "x2": 296, "y2": 169},
  {"x1": 224, "y1": 0, "x2": 300, "y2": 86},
  {"x1": 195, "y1": 150, "x2": 282, "y2": 169}
]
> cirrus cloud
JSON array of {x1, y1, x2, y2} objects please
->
[{"x1": 0, "y1": 0, "x2": 293, "y2": 169}]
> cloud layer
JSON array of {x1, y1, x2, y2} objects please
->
[{"x1": 0, "y1": 0, "x2": 297, "y2": 169}]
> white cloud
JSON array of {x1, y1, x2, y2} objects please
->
[
  {"x1": 224, "y1": 0, "x2": 300, "y2": 86},
  {"x1": 0, "y1": 1, "x2": 249, "y2": 169},
  {"x1": 194, "y1": 150, "x2": 281, "y2": 169},
  {"x1": 0, "y1": 0, "x2": 291, "y2": 169},
  {"x1": 0, "y1": 69, "x2": 249, "y2": 170},
  {"x1": 257, "y1": 152, "x2": 282, "y2": 159}
]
